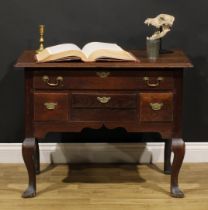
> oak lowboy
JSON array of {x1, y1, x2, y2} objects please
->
[{"x1": 15, "y1": 50, "x2": 193, "y2": 198}]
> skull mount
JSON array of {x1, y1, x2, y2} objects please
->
[
  {"x1": 144, "y1": 14, "x2": 175, "y2": 41},
  {"x1": 144, "y1": 14, "x2": 175, "y2": 54}
]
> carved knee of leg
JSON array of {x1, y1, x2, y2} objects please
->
[{"x1": 172, "y1": 139, "x2": 185, "y2": 155}]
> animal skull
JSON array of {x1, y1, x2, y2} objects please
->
[{"x1": 144, "y1": 14, "x2": 175, "y2": 40}]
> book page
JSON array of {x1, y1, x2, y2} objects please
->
[
  {"x1": 47, "y1": 43, "x2": 81, "y2": 54},
  {"x1": 82, "y1": 42, "x2": 123, "y2": 58},
  {"x1": 36, "y1": 43, "x2": 87, "y2": 62}
]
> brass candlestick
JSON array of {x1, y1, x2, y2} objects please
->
[{"x1": 36, "y1": 25, "x2": 45, "y2": 54}]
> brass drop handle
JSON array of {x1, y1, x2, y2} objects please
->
[
  {"x1": 150, "y1": 103, "x2": 164, "y2": 111},
  {"x1": 44, "y1": 102, "x2": 58, "y2": 110},
  {"x1": 97, "y1": 96, "x2": 111, "y2": 104},
  {"x1": 42, "y1": 75, "x2": 63, "y2": 87},
  {"x1": 143, "y1": 77, "x2": 164, "y2": 87},
  {"x1": 96, "y1": 72, "x2": 110, "y2": 78}
]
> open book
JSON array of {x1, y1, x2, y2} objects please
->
[{"x1": 36, "y1": 42, "x2": 138, "y2": 62}]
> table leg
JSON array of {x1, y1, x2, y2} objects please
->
[
  {"x1": 164, "y1": 139, "x2": 172, "y2": 174},
  {"x1": 22, "y1": 138, "x2": 36, "y2": 198},
  {"x1": 170, "y1": 138, "x2": 185, "y2": 198},
  {"x1": 35, "y1": 139, "x2": 40, "y2": 175}
]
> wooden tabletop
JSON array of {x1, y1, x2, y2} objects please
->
[{"x1": 15, "y1": 50, "x2": 193, "y2": 69}]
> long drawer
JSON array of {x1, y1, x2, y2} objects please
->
[{"x1": 33, "y1": 70, "x2": 174, "y2": 90}]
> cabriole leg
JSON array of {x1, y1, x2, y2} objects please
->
[
  {"x1": 170, "y1": 138, "x2": 185, "y2": 198},
  {"x1": 22, "y1": 138, "x2": 36, "y2": 198},
  {"x1": 164, "y1": 139, "x2": 172, "y2": 174}
]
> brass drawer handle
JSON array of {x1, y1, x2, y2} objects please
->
[
  {"x1": 143, "y1": 77, "x2": 164, "y2": 87},
  {"x1": 44, "y1": 102, "x2": 58, "y2": 110},
  {"x1": 97, "y1": 96, "x2": 111, "y2": 104},
  {"x1": 150, "y1": 103, "x2": 164, "y2": 111},
  {"x1": 42, "y1": 75, "x2": 63, "y2": 87},
  {"x1": 96, "y1": 72, "x2": 110, "y2": 78}
]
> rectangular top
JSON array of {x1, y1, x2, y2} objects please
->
[{"x1": 15, "y1": 50, "x2": 193, "y2": 69}]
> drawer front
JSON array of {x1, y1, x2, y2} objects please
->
[
  {"x1": 71, "y1": 92, "x2": 138, "y2": 121},
  {"x1": 72, "y1": 93, "x2": 137, "y2": 108},
  {"x1": 33, "y1": 70, "x2": 174, "y2": 90},
  {"x1": 34, "y1": 92, "x2": 69, "y2": 121},
  {"x1": 140, "y1": 92, "x2": 173, "y2": 122}
]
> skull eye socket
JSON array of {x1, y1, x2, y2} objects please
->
[{"x1": 159, "y1": 17, "x2": 165, "y2": 21}]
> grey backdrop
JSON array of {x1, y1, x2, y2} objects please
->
[{"x1": 0, "y1": 0, "x2": 207, "y2": 142}]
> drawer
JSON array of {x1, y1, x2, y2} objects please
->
[
  {"x1": 71, "y1": 92, "x2": 138, "y2": 121},
  {"x1": 34, "y1": 92, "x2": 69, "y2": 121},
  {"x1": 140, "y1": 92, "x2": 173, "y2": 122},
  {"x1": 72, "y1": 93, "x2": 137, "y2": 108},
  {"x1": 33, "y1": 70, "x2": 174, "y2": 90}
]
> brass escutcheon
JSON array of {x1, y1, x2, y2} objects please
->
[
  {"x1": 44, "y1": 102, "x2": 58, "y2": 110},
  {"x1": 150, "y1": 102, "x2": 164, "y2": 111},
  {"x1": 97, "y1": 96, "x2": 111, "y2": 104},
  {"x1": 42, "y1": 75, "x2": 63, "y2": 87},
  {"x1": 96, "y1": 72, "x2": 110, "y2": 78},
  {"x1": 143, "y1": 77, "x2": 164, "y2": 87}
]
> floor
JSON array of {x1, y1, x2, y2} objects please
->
[{"x1": 0, "y1": 163, "x2": 208, "y2": 210}]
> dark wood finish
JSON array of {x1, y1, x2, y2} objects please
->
[
  {"x1": 140, "y1": 92, "x2": 173, "y2": 122},
  {"x1": 33, "y1": 122, "x2": 173, "y2": 140},
  {"x1": 24, "y1": 71, "x2": 34, "y2": 137},
  {"x1": 35, "y1": 138, "x2": 40, "y2": 175},
  {"x1": 34, "y1": 92, "x2": 69, "y2": 121},
  {"x1": 164, "y1": 139, "x2": 172, "y2": 174},
  {"x1": 15, "y1": 50, "x2": 193, "y2": 68},
  {"x1": 33, "y1": 71, "x2": 174, "y2": 90},
  {"x1": 71, "y1": 92, "x2": 137, "y2": 108},
  {"x1": 71, "y1": 109, "x2": 138, "y2": 122},
  {"x1": 22, "y1": 138, "x2": 36, "y2": 198},
  {"x1": 171, "y1": 138, "x2": 185, "y2": 198},
  {"x1": 172, "y1": 70, "x2": 183, "y2": 137},
  {"x1": 15, "y1": 50, "x2": 192, "y2": 198}
]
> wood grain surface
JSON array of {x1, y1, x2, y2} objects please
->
[
  {"x1": 0, "y1": 163, "x2": 207, "y2": 210},
  {"x1": 15, "y1": 50, "x2": 193, "y2": 69}
]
